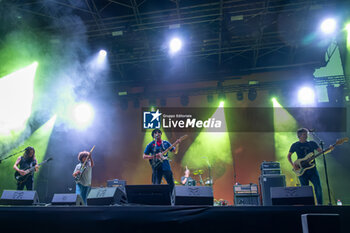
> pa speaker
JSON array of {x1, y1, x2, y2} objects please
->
[
  {"x1": 234, "y1": 194, "x2": 260, "y2": 206},
  {"x1": 51, "y1": 194, "x2": 84, "y2": 206},
  {"x1": 87, "y1": 187, "x2": 127, "y2": 205},
  {"x1": 174, "y1": 186, "x2": 213, "y2": 205},
  {"x1": 125, "y1": 185, "x2": 173, "y2": 205},
  {"x1": 302, "y1": 214, "x2": 340, "y2": 233},
  {"x1": 259, "y1": 174, "x2": 286, "y2": 206},
  {"x1": 271, "y1": 186, "x2": 315, "y2": 205},
  {"x1": 0, "y1": 190, "x2": 39, "y2": 205}
]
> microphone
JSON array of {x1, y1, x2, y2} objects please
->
[{"x1": 308, "y1": 128, "x2": 315, "y2": 132}]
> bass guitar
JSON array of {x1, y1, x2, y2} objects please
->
[
  {"x1": 14, "y1": 157, "x2": 53, "y2": 184},
  {"x1": 293, "y1": 137, "x2": 348, "y2": 176},
  {"x1": 74, "y1": 145, "x2": 95, "y2": 182},
  {"x1": 151, "y1": 135, "x2": 188, "y2": 169}
]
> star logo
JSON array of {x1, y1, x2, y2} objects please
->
[
  {"x1": 150, "y1": 109, "x2": 162, "y2": 122},
  {"x1": 143, "y1": 109, "x2": 162, "y2": 129}
]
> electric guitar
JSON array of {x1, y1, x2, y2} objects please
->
[
  {"x1": 74, "y1": 145, "x2": 95, "y2": 182},
  {"x1": 150, "y1": 135, "x2": 188, "y2": 169},
  {"x1": 292, "y1": 137, "x2": 348, "y2": 176},
  {"x1": 14, "y1": 157, "x2": 53, "y2": 184}
]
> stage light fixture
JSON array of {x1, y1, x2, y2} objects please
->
[
  {"x1": 169, "y1": 38, "x2": 182, "y2": 54},
  {"x1": 320, "y1": 18, "x2": 337, "y2": 34},
  {"x1": 99, "y1": 50, "x2": 107, "y2": 57},
  {"x1": 248, "y1": 88, "x2": 257, "y2": 101},
  {"x1": 298, "y1": 87, "x2": 315, "y2": 105},
  {"x1": 236, "y1": 91, "x2": 243, "y2": 101},
  {"x1": 149, "y1": 98, "x2": 157, "y2": 107},
  {"x1": 218, "y1": 92, "x2": 226, "y2": 102},
  {"x1": 73, "y1": 102, "x2": 95, "y2": 126}
]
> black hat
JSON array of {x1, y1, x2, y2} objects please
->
[{"x1": 151, "y1": 129, "x2": 162, "y2": 138}]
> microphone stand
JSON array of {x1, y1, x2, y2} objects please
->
[
  {"x1": 311, "y1": 131, "x2": 332, "y2": 205},
  {"x1": 0, "y1": 149, "x2": 25, "y2": 164}
]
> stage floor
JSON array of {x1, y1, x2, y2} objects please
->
[{"x1": 0, "y1": 205, "x2": 349, "y2": 233}]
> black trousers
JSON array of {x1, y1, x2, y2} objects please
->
[
  {"x1": 17, "y1": 176, "x2": 34, "y2": 190},
  {"x1": 152, "y1": 167, "x2": 174, "y2": 191}
]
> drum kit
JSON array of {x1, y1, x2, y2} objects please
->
[{"x1": 191, "y1": 169, "x2": 213, "y2": 186}]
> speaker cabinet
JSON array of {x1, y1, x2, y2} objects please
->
[
  {"x1": 259, "y1": 174, "x2": 286, "y2": 206},
  {"x1": 87, "y1": 187, "x2": 127, "y2": 205},
  {"x1": 271, "y1": 186, "x2": 315, "y2": 205},
  {"x1": 302, "y1": 214, "x2": 340, "y2": 233},
  {"x1": 51, "y1": 194, "x2": 84, "y2": 206},
  {"x1": 175, "y1": 186, "x2": 213, "y2": 205},
  {"x1": 0, "y1": 190, "x2": 39, "y2": 205},
  {"x1": 234, "y1": 194, "x2": 260, "y2": 206},
  {"x1": 125, "y1": 185, "x2": 173, "y2": 205}
]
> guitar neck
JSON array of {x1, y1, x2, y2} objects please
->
[
  {"x1": 161, "y1": 141, "x2": 179, "y2": 155},
  {"x1": 308, "y1": 146, "x2": 333, "y2": 161}
]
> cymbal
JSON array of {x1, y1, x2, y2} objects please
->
[{"x1": 193, "y1": 170, "x2": 203, "y2": 175}]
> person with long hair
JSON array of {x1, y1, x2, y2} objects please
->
[{"x1": 13, "y1": 147, "x2": 38, "y2": 190}]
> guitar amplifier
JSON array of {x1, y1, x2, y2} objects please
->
[
  {"x1": 261, "y1": 169, "x2": 281, "y2": 175},
  {"x1": 107, "y1": 179, "x2": 127, "y2": 192},
  {"x1": 260, "y1": 161, "x2": 280, "y2": 170},
  {"x1": 234, "y1": 193, "x2": 260, "y2": 206},
  {"x1": 234, "y1": 184, "x2": 258, "y2": 194}
]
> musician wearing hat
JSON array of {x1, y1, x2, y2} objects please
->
[
  {"x1": 13, "y1": 147, "x2": 39, "y2": 190},
  {"x1": 143, "y1": 129, "x2": 179, "y2": 191}
]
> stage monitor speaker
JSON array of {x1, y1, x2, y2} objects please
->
[
  {"x1": 259, "y1": 174, "x2": 286, "y2": 206},
  {"x1": 271, "y1": 186, "x2": 315, "y2": 205},
  {"x1": 175, "y1": 186, "x2": 213, "y2": 205},
  {"x1": 51, "y1": 194, "x2": 84, "y2": 206},
  {"x1": 125, "y1": 185, "x2": 173, "y2": 205},
  {"x1": 234, "y1": 194, "x2": 260, "y2": 206},
  {"x1": 87, "y1": 187, "x2": 127, "y2": 205},
  {"x1": 0, "y1": 190, "x2": 39, "y2": 205},
  {"x1": 302, "y1": 214, "x2": 340, "y2": 233}
]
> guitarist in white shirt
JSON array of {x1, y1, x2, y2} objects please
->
[
  {"x1": 287, "y1": 128, "x2": 323, "y2": 205},
  {"x1": 73, "y1": 151, "x2": 94, "y2": 205}
]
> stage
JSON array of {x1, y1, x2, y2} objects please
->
[{"x1": 0, "y1": 205, "x2": 348, "y2": 233}]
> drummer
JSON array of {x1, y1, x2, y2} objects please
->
[{"x1": 181, "y1": 166, "x2": 196, "y2": 186}]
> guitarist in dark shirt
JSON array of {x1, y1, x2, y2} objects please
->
[
  {"x1": 143, "y1": 129, "x2": 179, "y2": 192},
  {"x1": 13, "y1": 147, "x2": 39, "y2": 190},
  {"x1": 287, "y1": 128, "x2": 323, "y2": 205}
]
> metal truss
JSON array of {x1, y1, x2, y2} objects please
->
[{"x1": 2, "y1": 0, "x2": 341, "y2": 85}]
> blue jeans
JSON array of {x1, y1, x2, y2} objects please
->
[
  {"x1": 298, "y1": 167, "x2": 323, "y2": 205},
  {"x1": 76, "y1": 183, "x2": 91, "y2": 205}
]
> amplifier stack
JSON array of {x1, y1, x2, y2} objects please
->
[
  {"x1": 233, "y1": 183, "x2": 260, "y2": 206},
  {"x1": 259, "y1": 161, "x2": 286, "y2": 206}
]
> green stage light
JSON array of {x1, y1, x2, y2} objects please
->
[
  {"x1": 182, "y1": 104, "x2": 231, "y2": 179},
  {"x1": 346, "y1": 23, "x2": 350, "y2": 50},
  {"x1": 0, "y1": 62, "x2": 37, "y2": 140},
  {"x1": 272, "y1": 99, "x2": 298, "y2": 186},
  {"x1": 219, "y1": 101, "x2": 224, "y2": 108}
]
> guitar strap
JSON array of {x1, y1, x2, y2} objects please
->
[{"x1": 152, "y1": 140, "x2": 167, "y2": 166}]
